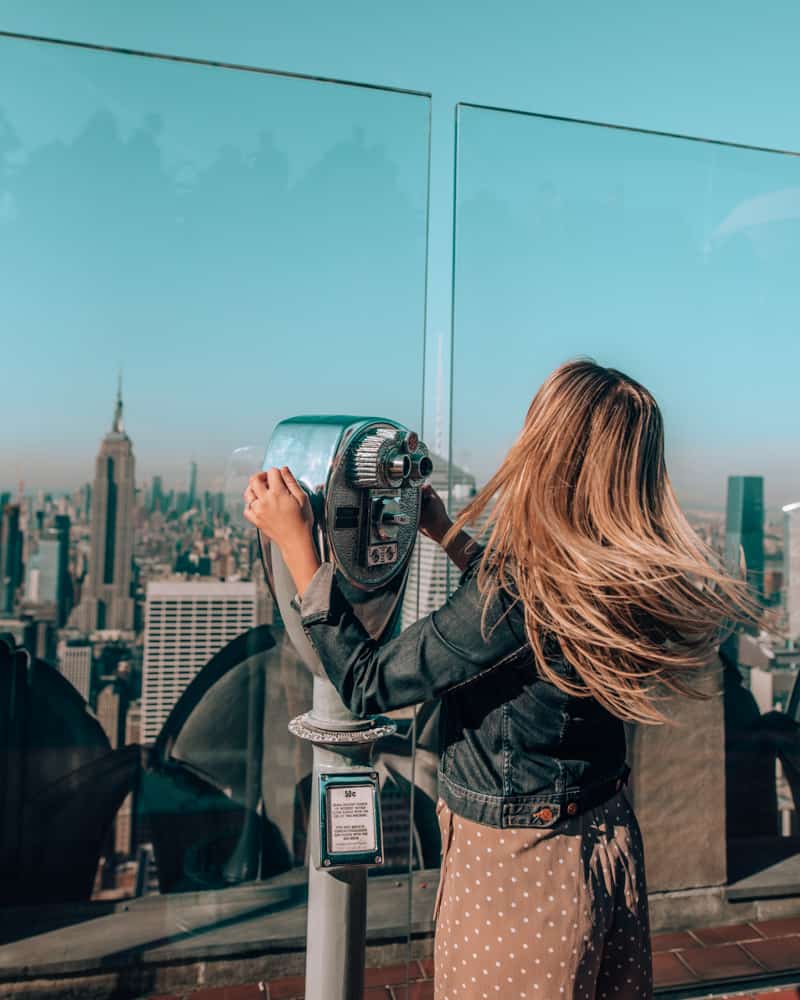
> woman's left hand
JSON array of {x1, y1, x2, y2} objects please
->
[{"x1": 243, "y1": 466, "x2": 313, "y2": 552}]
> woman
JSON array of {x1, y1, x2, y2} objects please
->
[{"x1": 243, "y1": 359, "x2": 758, "y2": 1000}]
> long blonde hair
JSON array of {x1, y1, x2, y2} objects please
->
[{"x1": 444, "y1": 358, "x2": 761, "y2": 725}]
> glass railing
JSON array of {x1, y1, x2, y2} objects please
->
[
  {"x1": 0, "y1": 30, "x2": 430, "y2": 988},
  {"x1": 451, "y1": 102, "x2": 800, "y2": 904},
  {"x1": 4, "y1": 31, "x2": 800, "y2": 998}
]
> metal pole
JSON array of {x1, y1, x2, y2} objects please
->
[
  {"x1": 291, "y1": 676, "x2": 395, "y2": 1000},
  {"x1": 260, "y1": 416, "x2": 426, "y2": 1000}
]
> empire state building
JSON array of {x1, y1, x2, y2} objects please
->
[{"x1": 76, "y1": 382, "x2": 136, "y2": 633}]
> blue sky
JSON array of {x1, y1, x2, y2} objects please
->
[
  {"x1": 1, "y1": 2, "x2": 799, "y2": 509},
  {"x1": 453, "y1": 108, "x2": 800, "y2": 507},
  {"x1": 0, "y1": 35, "x2": 429, "y2": 493}
]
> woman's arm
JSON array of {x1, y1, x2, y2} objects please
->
[
  {"x1": 244, "y1": 465, "x2": 320, "y2": 597},
  {"x1": 442, "y1": 529, "x2": 483, "y2": 574},
  {"x1": 418, "y1": 483, "x2": 482, "y2": 573},
  {"x1": 296, "y1": 558, "x2": 527, "y2": 716},
  {"x1": 244, "y1": 468, "x2": 526, "y2": 716}
]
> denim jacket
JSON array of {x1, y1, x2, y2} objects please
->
[{"x1": 298, "y1": 550, "x2": 628, "y2": 829}]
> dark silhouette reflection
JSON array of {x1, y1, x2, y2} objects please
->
[
  {"x1": 143, "y1": 623, "x2": 297, "y2": 891},
  {"x1": 373, "y1": 701, "x2": 442, "y2": 870},
  {"x1": 1, "y1": 614, "x2": 443, "y2": 910},
  {"x1": 0, "y1": 634, "x2": 139, "y2": 904},
  {"x1": 723, "y1": 650, "x2": 779, "y2": 840},
  {"x1": 723, "y1": 637, "x2": 800, "y2": 882},
  {"x1": 765, "y1": 710, "x2": 800, "y2": 807}
]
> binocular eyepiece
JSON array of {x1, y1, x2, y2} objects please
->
[
  {"x1": 347, "y1": 427, "x2": 432, "y2": 490},
  {"x1": 411, "y1": 453, "x2": 434, "y2": 480}
]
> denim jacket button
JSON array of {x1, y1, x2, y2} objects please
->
[
  {"x1": 566, "y1": 802, "x2": 578, "y2": 816},
  {"x1": 536, "y1": 807, "x2": 554, "y2": 823}
]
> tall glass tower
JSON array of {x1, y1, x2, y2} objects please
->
[
  {"x1": 0, "y1": 503, "x2": 23, "y2": 615},
  {"x1": 725, "y1": 475, "x2": 765, "y2": 600},
  {"x1": 187, "y1": 460, "x2": 198, "y2": 511}
]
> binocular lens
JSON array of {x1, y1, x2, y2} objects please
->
[{"x1": 386, "y1": 453, "x2": 411, "y2": 483}]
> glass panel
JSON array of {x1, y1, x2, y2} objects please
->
[
  {"x1": 452, "y1": 104, "x2": 800, "y2": 910},
  {"x1": 0, "y1": 33, "x2": 430, "y2": 989}
]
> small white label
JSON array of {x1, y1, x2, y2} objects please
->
[{"x1": 327, "y1": 784, "x2": 377, "y2": 854}]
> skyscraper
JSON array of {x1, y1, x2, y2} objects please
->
[
  {"x1": 57, "y1": 637, "x2": 92, "y2": 701},
  {"x1": 784, "y1": 502, "x2": 800, "y2": 642},
  {"x1": 115, "y1": 700, "x2": 142, "y2": 858},
  {"x1": 23, "y1": 516, "x2": 70, "y2": 620},
  {"x1": 725, "y1": 476, "x2": 765, "y2": 600},
  {"x1": 141, "y1": 580, "x2": 256, "y2": 743},
  {"x1": 187, "y1": 460, "x2": 198, "y2": 511},
  {"x1": 97, "y1": 682, "x2": 123, "y2": 749},
  {"x1": 81, "y1": 482, "x2": 92, "y2": 522},
  {"x1": 0, "y1": 503, "x2": 23, "y2": 614},
  {"x1": 150, "y1": 476, "x2": 164, "y2": 515},
  {"x1": 53, "y1": 515, "x2": 72, "y2": 627},
  {"x1": 75, "y1": 381, "x2": 136, "y2": 633},
  {"x1": 24, "y1": 537, "x2": 61, "y2": 605}
]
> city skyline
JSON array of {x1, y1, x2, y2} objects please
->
[
  {"x1": 2, "y1": 305, "x2": 797, "y2": 924},
  {"x1": 4, "y1": 35, "x2": 800, "y2": 511},
  {"x1": 5, "y1": 390, "x2": 797, "y2": 517}
]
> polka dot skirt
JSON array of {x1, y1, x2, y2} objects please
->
[{"x1": 433, "y1": 790, "x2": 653, "y2": 999}]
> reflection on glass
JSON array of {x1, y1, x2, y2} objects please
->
[
  {"x1": 452, "y1": 104, "x2": 800, "y2": 903},
  {"x1": 223, "y1": 445, "x2": 264, "y2": 529},
  {"x1": 0, "y1": 32, "x2": 429, "y2": 981}
]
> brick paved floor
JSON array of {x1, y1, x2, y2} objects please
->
[{"x1": 147, "y1": 917, "x2": 800, "y2": 999}]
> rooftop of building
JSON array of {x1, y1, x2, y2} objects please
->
[{"x1": 145, "y1": 580, "x2": 257, "y2": 597}]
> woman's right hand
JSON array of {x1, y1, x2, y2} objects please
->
[{"x1": 419, "y1": 484, "x2": 452, "y2": 544}]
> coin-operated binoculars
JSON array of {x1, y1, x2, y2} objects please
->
[{"x1": 259, "y1": 416, "x2": 433, "y2": 1000}]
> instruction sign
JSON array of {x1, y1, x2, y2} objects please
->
[
  {"x1": 327, "y1": 784, "x2": 377, "y2": 854},
  {"x1": 317, "y1": 771, "x2": 384, "y2": 868}
]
